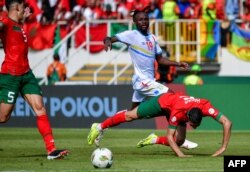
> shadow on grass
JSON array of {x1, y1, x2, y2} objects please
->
[
  {"x1": 16, "y1": 154, "x2": 46, "y2": 158},
  {"x1": 116, "y1": 150, "x2": 174, "y2": 156},
  {"x1": 191, "y1": 153, "x2": 214, "y2": 156},
  {"x1": 16, "y1": 154, "x2": 71, "y2": 161}
]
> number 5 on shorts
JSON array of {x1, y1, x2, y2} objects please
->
[{"x1": 7, "y1": 91, "x2": 15, "y2": 103}]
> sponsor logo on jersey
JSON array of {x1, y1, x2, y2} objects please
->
[{"x1": 13, "y1": 26, "x2": 21, "y2": 31}]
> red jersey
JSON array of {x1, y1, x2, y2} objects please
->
[
  {"x1": 158, "y1": 93, "x2": 221, "y2": 128},
  {"x1": 0, "y1": 16, "x2": 30, "y2": 75}
]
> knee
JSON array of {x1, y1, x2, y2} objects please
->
[
  {"x1": 125, "y1": 112, "x2": 138, "y2": 121},
  {"x1": 35, "y1": 104, "x2": 46, "y2": 112},
  {"x1": 0, "y1": 114, "x2": 10, "y2": 123},
  {"x1": 33, "y1": 104, "x2": 46, "y2": 115}
]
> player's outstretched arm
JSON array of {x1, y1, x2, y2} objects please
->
[
  {"x1": 212, "y1": 115, "x2": 232, "y2": 157},
  {"x1": 156, "y1": 55, "x2": 189, "y2": 70},
  {"x1": 103, "y1": 36, "x2": 119, "y2": 51},
  {"x1": 167, "y1": 128, "x2": 192, "y2": 158}
]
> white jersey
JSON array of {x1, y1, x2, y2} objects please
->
[
  {"x1": 116, "y1": 30, "x2": 169, "y2": 102},
  {"x1": 115, "y1": 30, "x2": 162, "y2": 81}
]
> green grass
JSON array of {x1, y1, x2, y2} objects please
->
[{"x1": 0, "y1": 128, "x2": 250, "y2": 172}]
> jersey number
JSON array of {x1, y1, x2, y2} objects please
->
[
  {"x1": 180, "y1": 96, "x2": 200, "y2": 103},
  {"x1": 7, "y1": 91, "x2": 15, "y2": 103},
  {"x1": 146, "y1": 41, "x2": 153, "y2": 51}
]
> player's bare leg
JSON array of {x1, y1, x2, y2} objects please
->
[
  {"x1": 24, "y1": 94, "x2": 69, "y2": 159},
  {"x1": 0, "y1": 103, "x2": 14, "y2": 123},
  {"x1": 131, "y1": 102, "x2": 140, "y2": 110},
  {"x1": 88, "y1": 108, "x2": 139, "y2": 146}
]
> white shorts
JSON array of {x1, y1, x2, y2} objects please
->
[{"x1": 132, "y1": 78, "x2": 169, "y2": 102}]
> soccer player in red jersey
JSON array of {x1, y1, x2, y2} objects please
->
[
  {"x1": 0, "y1": 0, "x2": 69, "y2": 160},
  {"x1": 87, "y1": 92, "x2": 232, "y2": 157}
]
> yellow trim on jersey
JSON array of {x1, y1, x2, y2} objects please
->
[{"x1": 130, "y1": 45, "x2": 153, "y2": 56}]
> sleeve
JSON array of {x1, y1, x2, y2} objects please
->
[
  {"x1": 155, "y1": 40, "x2": 162, "y2": 55},
  {"x1": 152, "y1": 35, "x2": 162, "y2": 55},
  {"x1": 115, "y1": 30, "x2": 134, "y2": 45},
  {"x1": 168, "y1": 111, "x2": 182, "y2": 129},
  {"x1": 201, "y1": 101, "x2": 222, "y2": 121}
]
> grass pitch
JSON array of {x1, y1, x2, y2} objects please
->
[{"x1": 0, "y1": 128, "x2": 249, "y2": 172}]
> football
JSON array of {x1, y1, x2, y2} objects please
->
[{"x1": 91, "y1": 148, "x2": 113, "y2": 168}]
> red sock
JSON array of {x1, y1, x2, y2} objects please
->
[
  {"x1": 101, "y1": 110, "x2": 126, "y2": 129},
  {"x1": 156, "y1": 136, "x2": 176, "y2": 146},
  {"x1": 36, "y1": 115, "x2": 56, "y2": 154},
  {"x1": 156, "y1": 136, "x2": 169, "y2": 146}
]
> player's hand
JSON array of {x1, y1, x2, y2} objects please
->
[
  {"x1": 178, "y1": 154, "x2": 193, "y2": 158},
  {"x1": 103, "y1": 37, "x2": 112, "y2": 51},
  {"x1": 24, "y1": 7, "x2": 32, "y2": 19},
  {"x1": 212, "y1": 147, "x2": 226, "y2": 157},
  {"x1": 179, "y1": 62, "x2": 189, "y2": 70}
]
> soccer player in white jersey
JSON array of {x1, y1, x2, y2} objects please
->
[{"x1": 88, "y1": 7, "x2": 197, "y2": 149}]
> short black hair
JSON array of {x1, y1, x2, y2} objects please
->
[
  {"x1": 5, "y1": 0, "x2": 25, "y2": 11},
  {"x1": 187, "y1": 108, "x2": 203, "y2": 124},
  {"x1": 6, "y1": 0, "x2": 24, "y2": 10},
  {"x1": 130, "y1": 6, "x2": 150, "y2": 22}
]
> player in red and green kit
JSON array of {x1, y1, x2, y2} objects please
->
[
  {"x1": 88, "y1": 92, "x2": 232, "y2": 157},
  {"x1": 0, "y1": 0, "x2": 69, "y2": 160}
]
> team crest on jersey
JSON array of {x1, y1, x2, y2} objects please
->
[
  {"x1": 171, "y1": 116, "x2": 177, "y2": 122},
  {"x1": 208, "y1": 108, "x2": 215, "y2": 115},
  {"x1": 13, "y1": 26, "x2": 21, "y2": 31}
]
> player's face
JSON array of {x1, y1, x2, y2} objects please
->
[
  {"x1": 134, "y1": 12, "x2": 149, "y2": 33},
  {"x1": 189, "y1": 121, "x2": 200, "y2": 129},
  {"x1": 17, "y1": 2, "x2": 25, "y2": 21}
]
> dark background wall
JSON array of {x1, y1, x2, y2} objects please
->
[{"x1": 0, "y1": 85, "x2": 156, "y2": 129}]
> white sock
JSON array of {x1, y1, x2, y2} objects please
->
[
  {"x1": 96, "y1": 124, "x2": 102, "y2": 131},
  {"x1": 151, "y1": 138, "x2": 157, "y2": 144}
]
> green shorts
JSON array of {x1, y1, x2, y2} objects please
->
[
  {"x1": 0, "y1": 70, "x2": 42, "y2": 104},
  {"x1": 137, "y1": 95, "x2": 167, "y2": 119}
]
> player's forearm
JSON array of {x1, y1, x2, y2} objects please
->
[
  {"x1": 221, "y1": 119, "x2": 232, "y2": 148},
  {"x1": 167, "y1": 135, "x2": 184, "y2": 157},
  {"x1": 157, "y1": 58, "x2": 180, "y2": 67},
  {"x1": 212, "y1": 116, "x2": 232, "y2": 157}
]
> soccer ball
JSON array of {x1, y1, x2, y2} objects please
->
[{"x1": 91, "y1": 148, "x2": 113, "y2": 168}]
